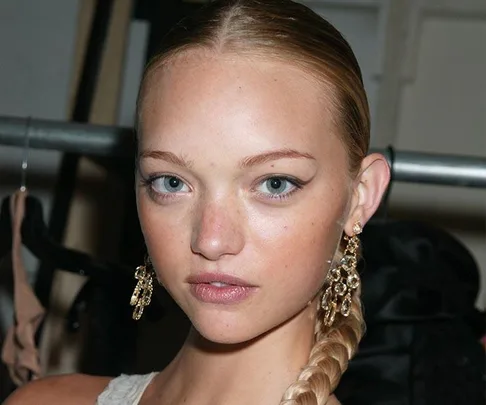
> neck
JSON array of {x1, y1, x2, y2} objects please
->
[{"x1": 154, "y1": 300, "x2": 318, "y2": 405}]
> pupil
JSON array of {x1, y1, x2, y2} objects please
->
[
  {"x1": 267, "y1": 178, "x2": 286, "y2": 194},
  {"x1": 169, "y1": 177, "x2": 180, "y2": 188},
  {"x1": 270, "y1": 179, "x2": 282, "y2": 189},
  {"x1": 163, "y1": 176, "x2": 183, "y2": 192}
]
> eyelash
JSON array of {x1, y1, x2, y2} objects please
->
[
  {"x1": 140, "y1": 174, "x2": 185, "y2": 202},
  {"x1": 253, "y1": 176, "x2": 304, "y2": 201},
  {"x1": 140, "y1": 174, "x2": 305, "y2": 202}
]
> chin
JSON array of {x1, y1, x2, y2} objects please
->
[
  {"x1": 199, "y1": 329, "x2": 252, "y2": 345},
  {"x1": 189, "y1": 310, "x2": 267, "y2": 345}
]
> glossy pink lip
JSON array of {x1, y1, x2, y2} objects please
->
[
  {"x1": 186, "y1": 272, "x2": 256, "y2": 287},
  {"x1": 187, "y1": 272, "x2": 258, "y2": 304}
]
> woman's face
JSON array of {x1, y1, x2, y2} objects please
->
[{"x1": 136, "y1": 51, "x2": 354, "y2": 344}]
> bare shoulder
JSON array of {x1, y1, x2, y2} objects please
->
[{"x1": 3, "y1": 373, "x2": 112, "y2": 405}]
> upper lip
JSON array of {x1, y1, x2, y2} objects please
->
[{"x1": 186, "y1": 272, "x2": 257, "y2": 287}]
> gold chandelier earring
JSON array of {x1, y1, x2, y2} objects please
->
[
  {"x1": 321, "y1": 222, "x2": 362, "y2": 327},
  {"x1": 130, "y1": 256, "x2": 155, "y2": 320}
]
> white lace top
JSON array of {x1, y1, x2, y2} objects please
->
[{"x1": 96, "y1": 373, "x2": 158, "y2": 405}]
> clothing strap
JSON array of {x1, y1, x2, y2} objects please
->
[
  {"x1": 1, "y1": 189, "x2": 46, "y2": 385},
  {"x1": 96, "y1": 373, "x2": 158, "y2": 405}
]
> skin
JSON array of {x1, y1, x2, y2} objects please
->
[
  {"x1": 137, "y1": 51, "x2": 351, "y2": 346},
  {"x1": 4, "y1": 49, "x2": 389, "y2": 405}
]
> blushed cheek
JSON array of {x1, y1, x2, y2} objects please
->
[
  {"x1": 137, "y1": 198, "x2": 159, "y2": 243},
  {"x1": 137, "y1": 199, "x2": 187, "y2": 283},
  {"x1": 258, "y1": 207, "x2": 343, "y2": 289},
  {"x1": 293, "y1": 221, "x2": 339, "y2": 270}
]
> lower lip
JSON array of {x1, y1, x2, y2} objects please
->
[{"x1": 189, "y1": 283, "x2": 257, "y2": 304}]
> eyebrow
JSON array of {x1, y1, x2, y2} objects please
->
[
  {"x1": 239, "y1": 148, "x2": 316, "y2": 168},
  {"x1": 138, "y1": 150, "x2": 194, "y2": 168},
  {"x1": 138, "y1": 148, "x2": 316, "y2": 169}
]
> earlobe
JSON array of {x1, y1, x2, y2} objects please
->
[{"x1": 345, "y1": 153, "x2": 390, "y2": 235}]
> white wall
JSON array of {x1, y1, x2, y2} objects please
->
[
  {"x1": 300, "y1": 0, "x2": 486, "y2": 308},
  {"x1": 393, "y1": 12, "x2": 486, "y2": 307}
]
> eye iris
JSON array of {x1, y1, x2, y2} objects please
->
[
  {"x1": 267, "y1": 178, "x2": 285, "y2": 194},
  {"x1": 164, "y1": 176, "x2": 183, "y2": 192}
]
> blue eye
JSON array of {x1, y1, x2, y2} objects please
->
[
  {"x1": 151, "y1": 176, "x2": 189, "y2": 194},
  {"x1": 256, "y1": 176, "x2": 301, "y2": 199}
]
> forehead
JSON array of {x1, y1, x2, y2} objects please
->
[{"x1": 139, "y1": 50, "x2": 344, "y2": 161}]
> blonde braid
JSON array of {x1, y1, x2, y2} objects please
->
[{"x1": 281, "y1": 291, "x2": 364, "y2": 405}]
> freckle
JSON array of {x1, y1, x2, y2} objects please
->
[
  {"x1": 283, "y1": 225, "x2": 288, "y2": 230},
  {"x1": 271, "y1": 164, "x2": 275, "y2": 168},
  {"x1": 311, "y1": 222, "x2": 315, "y2": 226}
]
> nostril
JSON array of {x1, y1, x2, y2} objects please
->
[{"x1": 190, "y1": 201, "x2": 246, "y2": 259}]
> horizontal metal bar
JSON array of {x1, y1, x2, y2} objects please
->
[
  {"x1": 1, "y1": 115, "x2": 486, "y2": 188},
  {"x1": 373, "y1": 149, "x2": 486, "y2": 189},
  {"x1": 0, "y1": 115, "x2": 135, "y2": 158}
]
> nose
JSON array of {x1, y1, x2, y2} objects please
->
[{"x1": 191, "y1": 198, "x2": 245, "y2": 261}]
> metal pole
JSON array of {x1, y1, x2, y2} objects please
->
[
  {"x1": 370, "y1": 148, "x2": 486, "y2": 189},
  {"x1": 1, "y1": 115, "x2": 485, "y2": 188},
  {"x1": 392, "y1": 150, "x2": 486, "y2": 189},
  {"x1": 0, "y1": 115, "x2": 135, "y2": 158}
]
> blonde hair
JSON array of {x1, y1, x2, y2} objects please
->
[{"x1": 137, "y1": 0, "x2": 368, "y2": 403}]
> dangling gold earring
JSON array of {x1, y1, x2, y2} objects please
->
[
  {"x1": 321, "y1": 222, "x2": 362, "y2": 327},
  {"x1": 130, "y1": 256, "x2": 154, "y2": 320}
]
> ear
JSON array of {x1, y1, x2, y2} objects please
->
[{"x1": 344, "y1": 153, "x2": 390, "y2": 236}]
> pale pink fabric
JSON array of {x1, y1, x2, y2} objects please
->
[{"x1": 1, "y1": 190, "x2": 45, "y2": 386}]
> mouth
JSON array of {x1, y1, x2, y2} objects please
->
[
  {"x1": 206, "y1": 281, "x2": 232, "y2": 287},
  {"x1": 186, "y1": 272, "x2": 258, "y2": 304},
  {"x1": 186, "y1": 272, "x2": 257, "y2": 288}
]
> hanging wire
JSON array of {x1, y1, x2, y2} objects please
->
[{"x1": 20, "y1": 116, "x2": 31, "y2": 192}]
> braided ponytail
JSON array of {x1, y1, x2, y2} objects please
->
[
  {"x1": 282, "y1": 289, "x2": 364, "y2": 404},
  {"x1": 279, "y1": 233, "x2": 365, "y2": 404}
]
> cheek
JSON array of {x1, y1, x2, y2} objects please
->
[
  {"x1": 137, "y1": 196, "x2": 188, "y2": 284},
  {"x1": 250, "y1": 202, "x2": 344, "y2": 292}
]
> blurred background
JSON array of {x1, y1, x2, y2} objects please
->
[{"x1": 0, "y1": 0, "x2": 484, "y2": 403}]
